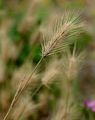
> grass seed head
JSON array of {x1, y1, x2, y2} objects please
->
[{"x1": 41, "y1": 11, "x2": 83, "y2": 58}]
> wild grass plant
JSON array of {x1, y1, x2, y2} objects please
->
[
  {"x1": 0, "y1": 0, "x2": 95, "y2": 120},
  {"x1": 2, "y1": 11, "x2": 84, "y2": 120}
]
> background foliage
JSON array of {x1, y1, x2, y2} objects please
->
[{"x1": 0, "y1": 0, "x2": 95, "y2": 120}]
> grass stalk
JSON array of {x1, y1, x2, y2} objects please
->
[{"x1": 3, "y1": 57, "x2": 43, "y2": 120}]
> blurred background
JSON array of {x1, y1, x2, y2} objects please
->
[{"x1": 0, "y1": 0, "x2": 95, "y2": 120}]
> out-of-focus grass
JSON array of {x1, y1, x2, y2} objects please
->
[{"x1": 0, "y1": 0, "x2": 95, "y2": 120}]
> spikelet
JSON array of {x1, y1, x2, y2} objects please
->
[
  {"x1": 42, "y1": 58, "x2": 61, "y2": 87},
  {"x1": 50, "y1": 97, "x2": 81, "y2": 120},
  {"x1": 62, "y1": 48, "x2": 85, "y2": 81},
  {"x1": 12, "y1": 62, "x2": 38, "y2": 91},
  {"x1": 41, "y1": 11, "x2": 83, "y2": 57},
  {"x1": 11, "y1": 95, "x2": 42, "y2": 120},
  {"x1": 50, "y1": 44, "x2": 85, "y2": 120}
]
